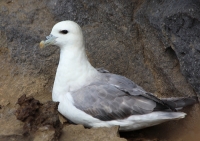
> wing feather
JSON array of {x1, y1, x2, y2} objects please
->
[
  {"x1": 100, "y1": 73, "x2": 176, "y2": 111},
  {"x1": 72, "y1": 82, "x2": 158, "y2": 121}
]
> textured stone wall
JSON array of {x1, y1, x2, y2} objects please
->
[
  {"x1": 0, "y1": 0, "x2": 199, "y2": 141},
  {"x1": 0, "y1": 0, "x2": 199, "y2": 99},
  {"x1": 135, "y1": 0, "x2": 200, "y2": 95}
]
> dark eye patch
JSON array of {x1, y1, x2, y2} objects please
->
[{"x1": 59, "y1": 30, "x2": 68, "y2": 34}]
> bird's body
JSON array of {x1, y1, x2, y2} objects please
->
[{"x1": 40, "y1": 21, "x2": 197, "y2": 131}]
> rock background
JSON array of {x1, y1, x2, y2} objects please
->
[{"x1": 0, "y1": 0, "x2": 199, "y2": 141}]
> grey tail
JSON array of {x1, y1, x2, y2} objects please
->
[{"x1": 161, "y1": 96, "x2": 198, "y2": 109}]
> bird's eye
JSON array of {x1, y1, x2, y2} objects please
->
[{"x1": 59, "y1": 30, "x2": 68, "y2": 34}]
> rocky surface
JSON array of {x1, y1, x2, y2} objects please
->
[
  {"x1": 0, "y1": 0, "x2": 200, "y2": 141},
  {"x1": 60, "y1": 125, "x2": 126, "y2": 141},
  {"x1": 15, "y1": 95, "x2": 62, "y2": 141},
  {"x1": 134, "y1": 0, "x2": 200, "y2": 96},
  {"x1": 14, "y1": 95, "x2": 126, "y2": 141}
]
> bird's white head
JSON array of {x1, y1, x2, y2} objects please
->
[{"x1": 40, "y1": 20, "x2": 84, "y2": 49}]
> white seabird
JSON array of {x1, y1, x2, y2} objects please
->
[{"x1": 40, "y1": 20, "x2": 197, "y2": 131}]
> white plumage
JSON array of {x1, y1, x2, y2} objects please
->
[{"x1": 40, "y1": 20, "x2": 197, "y2": 131}]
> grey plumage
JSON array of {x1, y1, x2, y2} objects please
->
[
  {"x1": 161, "y1": 97, "x2": 198, "y2": 109},
  {"x1": 72, "y1": 70, "x2": 198, "y2": 121}
]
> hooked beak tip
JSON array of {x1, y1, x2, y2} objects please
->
[
  {"x1": 39, "y1": 34, "x2": 57, "y2": 49},
  {"x1": 39, "y1": 41, "x2": 45, "y2": 49}
]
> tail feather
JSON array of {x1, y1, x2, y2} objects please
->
[{"x1": 161, "y1": 96, "x2": 198, "y2": 109}]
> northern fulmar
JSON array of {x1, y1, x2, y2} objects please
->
[{"x1": 40, "y1": 20, "x2": 197, "y2": 131}]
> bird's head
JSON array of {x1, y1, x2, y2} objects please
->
[{"x1": 40, "y1": 20, "x2": 84, "y2": 49}]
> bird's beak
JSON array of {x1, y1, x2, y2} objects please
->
[{"x1": 39, "y1": 34, "x2": 57, "y2": 48}]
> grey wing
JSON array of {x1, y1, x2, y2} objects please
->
[
  {"x1": 72, "y1": 82, "x2": 158, "y2": 121},
  {"x1": 100, "y1": 73, "x2": 176, "y2": 111}
]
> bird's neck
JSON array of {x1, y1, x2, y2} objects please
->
[{"x1": 52, "y1": 45, "x2": 98, "y2": 102}]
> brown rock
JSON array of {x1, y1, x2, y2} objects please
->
[
  {"x1": 15, "y1": 94, "x2": 41, "y2": 123},
  {"x1": 15, "y1": 95, "x2": 62, "y2": 141},
  {"x1": 58, "y1": 113, "x2": 68, "y2": 124},
  {"x1": 60, "y1": 124, "x2": 127, "y2": 141},
  {"x1": 0, "y1": 105, "x2": 27, "y2": 141},
  {"x1": 33, "y1": 126, "x2": 56, "y2": 141},
  {"x1": 0, "y1": 111, "x2": 23, "y2": 136},
  {"x1": 0, "y1": 99, "x2": 10, "y2": 107}
]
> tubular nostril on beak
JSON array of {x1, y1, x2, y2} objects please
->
[
  {"x1": 46, "y1": 34, "x2": 53, "y2": 40},
  {"x1": 40, "y1": 34, "x2": 57, "y2": 49}
]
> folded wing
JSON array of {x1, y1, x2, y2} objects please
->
[{"x1": 72, "y1": 82, "x2": 169, "y2": 121}]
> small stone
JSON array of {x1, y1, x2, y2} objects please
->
[{"x1": 58, "y1": 114, "x2": 68, "y2": 124}]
